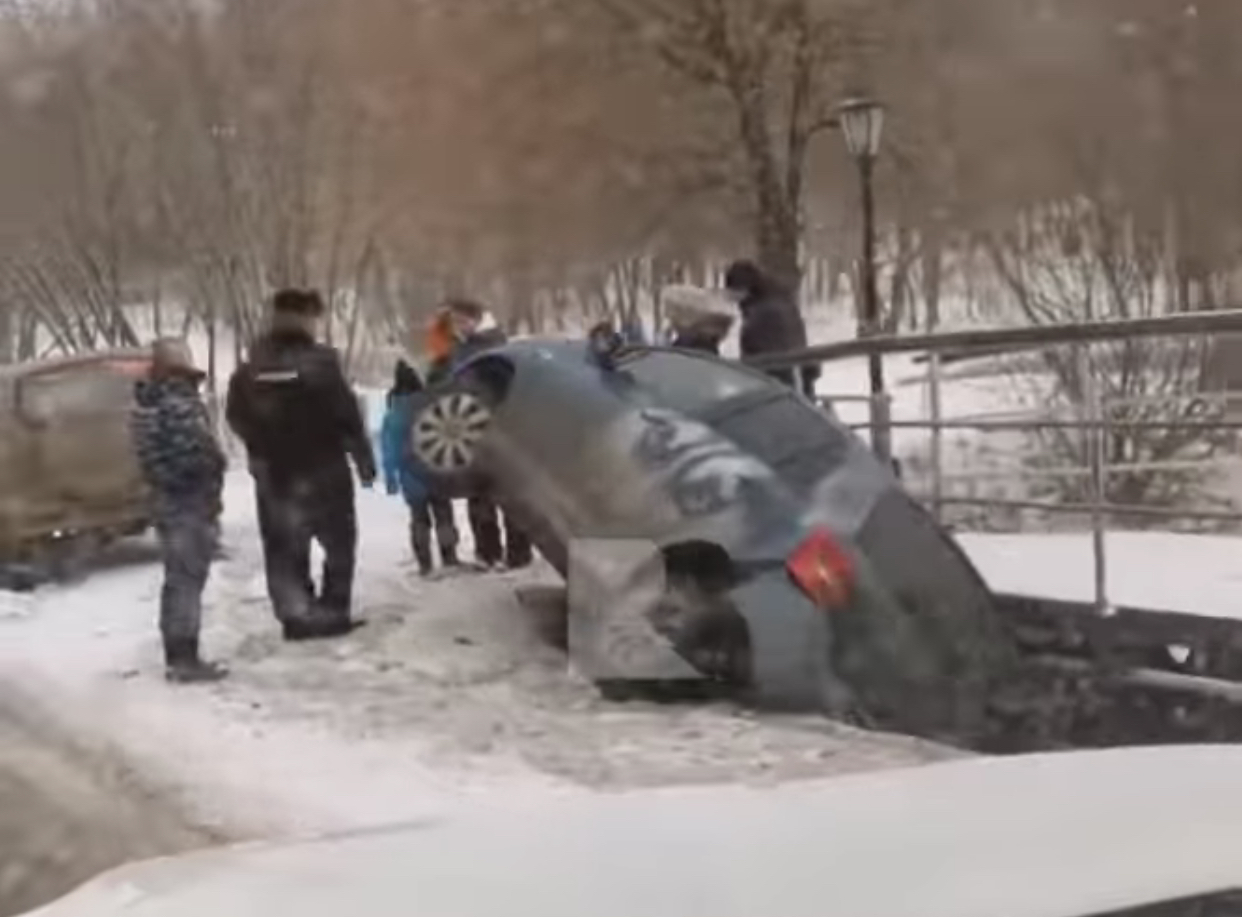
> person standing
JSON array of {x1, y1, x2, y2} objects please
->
[
  {"x1": 723, "y1": 259, "x2": 820, "y2": 398},
  {"x1": 381, "y1": 359, "x2": 460, "y2": 577},
  {"x1": 130, "y1": 338, "x2": 228, "y2": 683},
  {"x1": 438, "y1": 299, "x2": 533, "y2": 570},
  {"x1": 225, "y1": 288, "x2": 377, "y2": 641}
]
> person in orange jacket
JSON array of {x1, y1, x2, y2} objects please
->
[{"x1": 425, "y1": 309, "x2": 457, "y2": 385}]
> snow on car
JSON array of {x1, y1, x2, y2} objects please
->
[
  {"x1": 23, "y1": 745, "x2": 1242, "y2": 917},
  {"x1": 407, "y1": 334, "x2": 1016, "y2": 743}
]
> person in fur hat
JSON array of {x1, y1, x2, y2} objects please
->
[{"x1": 661, "y1": 284, "x2": 735, "y2": 356}]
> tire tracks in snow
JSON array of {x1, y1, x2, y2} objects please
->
[{"x1": 0, "y1": 680, "x2": 222, "y2": 917}]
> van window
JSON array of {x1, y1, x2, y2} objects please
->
[{"x1": 19, "y1": 369, "x2": 132, "y2": 423}]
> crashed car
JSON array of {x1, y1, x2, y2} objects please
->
[
  {"x1": 26, "y1": 746, "x2": 1242, "y2": 917},
  {"x1": 408, "y1": 333, "x2": 1016, "y2": 742}
]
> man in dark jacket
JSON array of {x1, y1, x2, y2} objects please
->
[
  {"x1": 225, "y1": 288, "x2": 377, "y2": 641},
  {"x1": 724, "y1": 259, "x2": 820, "y2": 398},
  {"x1": 437, "y1": 299, "x2": 532, "y2": 570},
  {"x1": 131, "y1": 338, "x2": 228, "y2": 683}
]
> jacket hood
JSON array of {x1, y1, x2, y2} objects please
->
[{"x1": 392, "y1": 359, "x2": 424, "y2": 395}]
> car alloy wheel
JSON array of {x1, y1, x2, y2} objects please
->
[{"x1": 412, "y1": 391, "x2": 492, "y2": 472}]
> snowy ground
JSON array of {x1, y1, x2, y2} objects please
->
[
  {"x1": 0, "y1": 471, "x2": 956, "y2": 843},
  {"x1": 5, "y1": 306, "x2": 1234, "y2": 862}
]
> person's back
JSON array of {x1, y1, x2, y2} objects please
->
[
  {"x1": 225, "y1": 289, "x2": 375, "y2": 641},
  {"x1": 228, "y1": 307, "x2": 373, "y2": 484},
  {"x1": 724, "y1": 259, "x2": 818, "y2": 397}
]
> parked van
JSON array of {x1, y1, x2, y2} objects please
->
[{"x1": 0, "y1": 349, "x2": 154, "y2": 577}]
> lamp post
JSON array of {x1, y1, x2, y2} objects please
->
[{"x1": 838, "y1": 97, "x2": 892, "y2": 465}]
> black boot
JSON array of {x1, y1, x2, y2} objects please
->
[
  {"x1": 164, "y1": 637, "x2": 228, "y2": 684},
  {"x1": 414, "y1": 543, "x2": 434, "y2": 578},
  {"x1": 441, "y1": 544, "x2": 460, "y2": 569},
  {"x1": 282, "y1": 616, "x2": 366, "y2": 643}
]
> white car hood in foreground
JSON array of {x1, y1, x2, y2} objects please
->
[{"x1": 25, "y1": 745, "x2": 1242, "y2": 917}]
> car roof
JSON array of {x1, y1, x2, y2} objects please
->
[
  {"x1": 41, "y1": 746, "x2": 1242, "y2": 917},
  {"x1": 474, "y1": 337, "x2": 776, "y2": 385}
]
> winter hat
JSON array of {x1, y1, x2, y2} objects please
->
[
  {"x1": 444, "y1": 298, "x2": 485, "y2": 322},
  {"x1": 150, "y1": 337, "x2": 205, "y2": 380},
  {"x1": 271, "y1": 288, "x2": 326, "y2": 317},
  {"x1": 661, "y1": 284, "x2": 734, "y2": 330},
  {"x1": 392, "y1": 359, "x2": 424, "y2": 395}
]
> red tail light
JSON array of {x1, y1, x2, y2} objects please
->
[{"x1": 786, "y1": 528, "x2": 854, "y2": 610}]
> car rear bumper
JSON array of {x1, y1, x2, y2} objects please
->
[{"x1": 727, "y1": 572, "x2": 834, "y2": 711}]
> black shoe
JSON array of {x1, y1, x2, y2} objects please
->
[
  {"x1": 282, "y1": 617, "x2": 366, "y2": 643},
  {"x1": 441, "y1": 546, "x2": 460, "y2": 568},
  {"x1": 166, "y1": 658, "x2": 229, "y2": 684},
  {"x1": 164, "y1": 637, "x2": 228, "y2": 683}
]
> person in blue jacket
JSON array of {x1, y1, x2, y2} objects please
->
[{"x1": 381, "y1": 359, "x2": 460, "y2": 576}]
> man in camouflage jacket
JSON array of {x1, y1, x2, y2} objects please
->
[{"x1": 131, "y1": 338, "x2": 228, "y2": 683}]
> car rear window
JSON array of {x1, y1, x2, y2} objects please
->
[
  {"x1": 618, "y1": 350, "x2": 769, "y2": 414},
  {"x1": 19, "y1": 368, "x2": 133, "y2": 422}
]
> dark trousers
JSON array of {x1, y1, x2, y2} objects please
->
[
  {"x1": 466, "y1": 493, "x2": 532, "y2": 568},
  {"x1": 410, "y1": 495, "x2": 458, "y2": 568},
  {"x1": 155, "y1": 496, "x2": 217, "y2": 645},
  {"x1": 254, "y1": 462, "x2": 357, "y2": 623}
]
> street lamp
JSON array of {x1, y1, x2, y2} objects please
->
[{"x1": 837, "y1": 97, "x2": 893, "y2": 465}]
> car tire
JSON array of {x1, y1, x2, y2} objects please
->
[
  {"x1": 663, "y1": 588, "x2": 751, "y2": 687},
  {"x1": 409, "y1": 379, "x2": 494, "y2": 498}
]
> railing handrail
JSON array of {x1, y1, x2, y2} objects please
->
[{"x1": 748, "y1": 308, "x2": 1242, "y2": 371}]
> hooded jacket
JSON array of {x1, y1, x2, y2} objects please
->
[
  {"x1": 380, "y1": 361, "x2": 432, "y2": 504},
  {"x1": 726, "y1": 261, "x2": 819, "y2": 397},
  {"x1": 130, "y1": 375, "x2": 226, "y2": 502}
]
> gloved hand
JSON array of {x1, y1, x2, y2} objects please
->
[{"x1": 357, "y1": 459, "x2": 378, "y2": 491}]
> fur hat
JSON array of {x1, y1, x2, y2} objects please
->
[
  {"x1": 150, "y1": 337, "x2": 205, "y2": 379},
  {"x1": 661, "y1": 284, "x2": 734, "y2": 329},
  {"x1": 271, "y1": 288, "x2": 326, "y2": 317}
]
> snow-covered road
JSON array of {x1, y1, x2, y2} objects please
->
[{"x1": 0, "y1": 471, "x2": 955, "y2": 842}]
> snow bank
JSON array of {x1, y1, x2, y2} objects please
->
[{"x1": 959, "y1": 531, "x2": 1242, "y2": 621}]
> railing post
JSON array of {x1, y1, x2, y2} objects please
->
[
  {"x1": 871, "y1": 388, "x2": 894, "y2": 470},
  {"x1": 928, "y1": 350, "x2": 944, "y2": 523},
  {"x1": 1077, "y1": 342, "x2": 1110, "y2": 616}
]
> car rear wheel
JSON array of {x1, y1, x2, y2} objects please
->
[{"x1": 410, "y1": 381, "x2": 493, "y2": 497}]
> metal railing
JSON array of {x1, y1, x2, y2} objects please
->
[{"x1": 749, "y1": 309, "x2": 1242, "y2": 616}]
